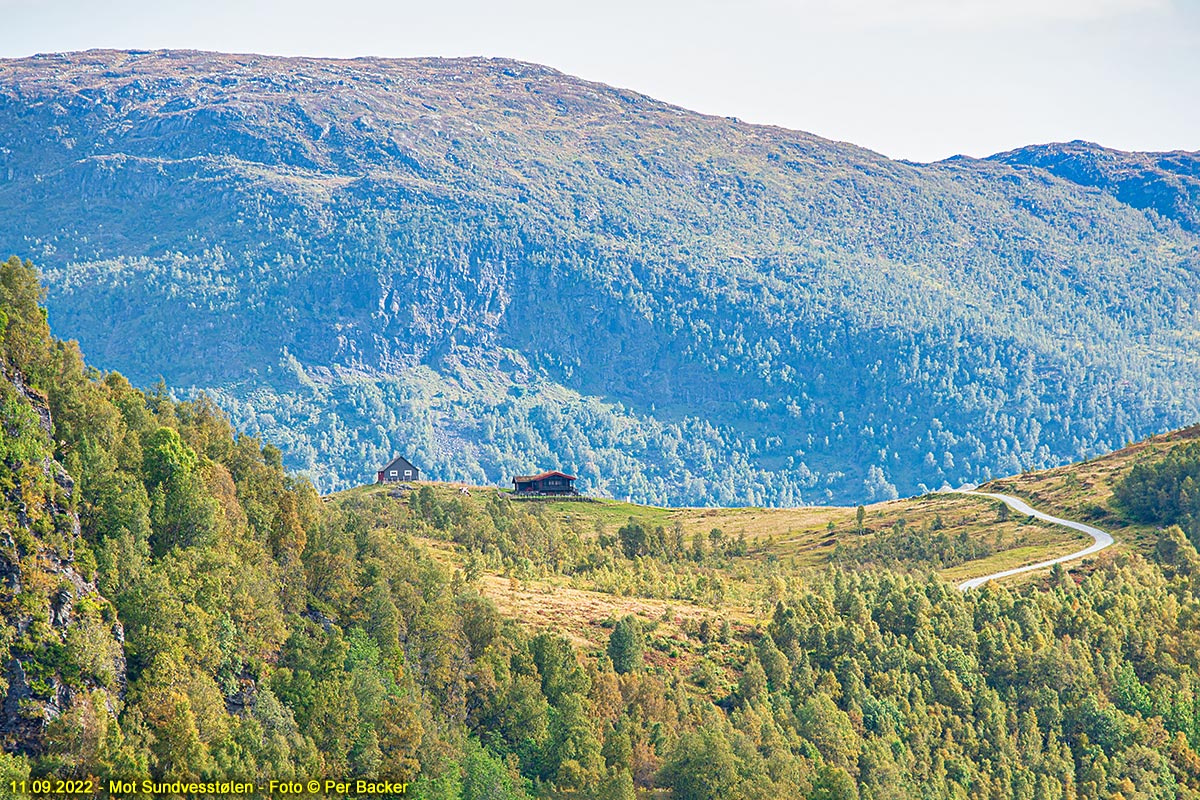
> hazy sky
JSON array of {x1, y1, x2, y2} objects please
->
[{"x1": 2, "y1": 0, "x2": 1197, "y2": 162}]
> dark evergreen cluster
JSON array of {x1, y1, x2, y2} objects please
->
[{"x1": 1114, "y1": 441, "x2": 1200, "y2": 545}]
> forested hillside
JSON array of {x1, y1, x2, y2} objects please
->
[
  {"x1": 9, "y1": 254, "x2": 1200, "y2": 797},
  {"x1": 2, "y1": 50, "x2": 1200, "y2": 503}
]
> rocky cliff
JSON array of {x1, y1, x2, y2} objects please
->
[{"x1": 0, "y1": 364, "x2": 125, "y2": 755}]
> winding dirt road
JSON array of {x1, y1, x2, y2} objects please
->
[{"x1": 952, "y1": 490, "x2": 1115, "y2": 591}]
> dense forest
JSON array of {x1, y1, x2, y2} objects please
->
[
  {"x1": 6, "y1": 254, "x2": 1200, "y2": 798},
  {"x1": 1113, "y1": 442, "x2": 1200, "y2": 546},
  {"x1": 3, "y1": 51, "x2": 1200, "y2": 503}
]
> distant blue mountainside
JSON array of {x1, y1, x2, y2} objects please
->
[
  {"x1": 990, "y1": 140, "x2": 1200, "y2": 233},
  {"x1": 2, "y1": 49, "x2": 1199, "y2": 504}
]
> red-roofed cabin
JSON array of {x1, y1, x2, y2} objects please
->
[{"x1": 512, "y1": 470, "x2": 577, "y2": 495}]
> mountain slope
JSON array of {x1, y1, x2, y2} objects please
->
[
  {"x1": 2, "y1": 50, "x2": 1200, "y2": 502},
  {"x1": 990, "y1": 140, "x2": 1200, "y2": 232}
]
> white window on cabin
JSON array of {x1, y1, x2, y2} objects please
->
[
  {"x1": 405, "y1": 470, "x2": 413, "y2": 478},
  {"x1": 389, "y1": 470, "x2": 398, "y2": 477}
]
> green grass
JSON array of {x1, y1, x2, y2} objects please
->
[
  {"x1": 333, "y1": 475, "x2": 1115, "y2": 589},
  {"x1": 939, "y1": 541, "x2": 1091, "y2": 585}
]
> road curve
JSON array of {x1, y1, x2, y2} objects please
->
[{"x1": 951, "y1": 490, "x2": 1115, "y2": 591}]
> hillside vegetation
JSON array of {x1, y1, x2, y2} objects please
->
[
  {"x1": 2, "y1": 50, "x2": 1200, "y2": 503},
  {"x1": 991, "y1": 142, "x2": 1200, "y2": 233},
  {"x1": 9, "y1": 256, "x2": 1200, "y2": 797}
]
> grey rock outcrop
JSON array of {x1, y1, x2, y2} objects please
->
[{"x1": 0, "y1": 366, "x2": 126, "y2": 756}]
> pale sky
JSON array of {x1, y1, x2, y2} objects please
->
[{"x1": 1, "y1": 0, "x2": 1197, "y2": 162}]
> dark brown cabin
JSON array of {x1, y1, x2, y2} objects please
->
[
  {"x1": 512, "y1": 470, "x2": 577, "y2": 495},
  {"x1": 377, "y1": 455, "x2": 419, "y2": 483}
]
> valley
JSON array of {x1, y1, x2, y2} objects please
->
[
  {"x1": 326, "y1": 442, "x2": 1147, "y2": 673},
  {"x1": 2, "y1": 44, "x2": 1200, "y2": 798},
  {"x1": 5, "y1": 253, "x2": 1200, "y2": 796}
]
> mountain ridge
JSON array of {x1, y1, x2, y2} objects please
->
[
  {"x1": 3, "y1": 49, "x2": 1200, "y2": 503},
  {"x1": 988, "y1": 139, "x2": 1200, "y2": 232}
]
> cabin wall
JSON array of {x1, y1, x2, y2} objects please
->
[{"x1": 379, "y1": 458, "x2": 419, "y2": 482}]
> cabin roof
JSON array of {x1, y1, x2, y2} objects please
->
[
  {"x1": 513, "y1": 470, "x2": 576, "y2": 482},
  {"x1": 380, "y1": 455, "x2": 417, "y2": 473}
]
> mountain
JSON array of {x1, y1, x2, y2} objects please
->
[
  {"x1": 2, "y1": 49, "x2": 1200, "y2": 504},
  {"x1": 990, "y1": 140, "x2": 1200, "y2": 233}
]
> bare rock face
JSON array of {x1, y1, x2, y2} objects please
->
[
  {"x1": 0, "y1": 365, "x2": 126, "y2": 756},
  {"x1": 224, "y1": 676, "x2": 259, "y2": 716}
]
